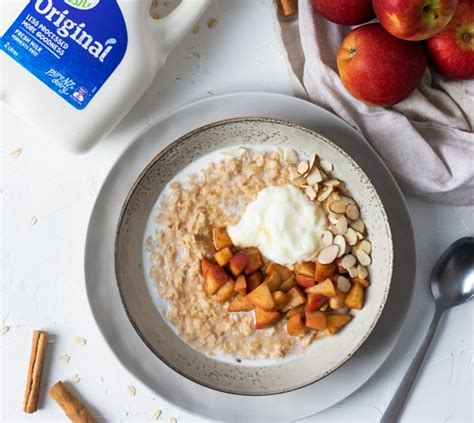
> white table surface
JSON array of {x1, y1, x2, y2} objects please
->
[{"x1": 1, "y1": 1, "x2": 473, "y2": 422}]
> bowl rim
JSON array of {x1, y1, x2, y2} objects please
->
[{"x1": 114, "y1": 116, "x2": 393, "y2": 396}]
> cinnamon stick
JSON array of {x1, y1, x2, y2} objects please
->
[
  {"x1": 49, "y1": 381, "x2": 96, "y2": 423},
  {"x1": 278, "y1": 0, "x2": 297, "y2": 17},
  {"x1": 23, "y1": 330, "x2": 48, "y2": 413}
]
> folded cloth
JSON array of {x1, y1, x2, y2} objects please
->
[{"x1": 273, "y1": 0, "x2": 474, "y2": 206}]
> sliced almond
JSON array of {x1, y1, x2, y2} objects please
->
[
  {"x1": 328, "y1": 212, "x2": 340, "y2": 225},
  {"x1": 355, "y1": 231, "x2": 364, "y2": 240},
  {"x1": 297, "y1": 160, "x2": 309, "y2": 175},
  {"x1": 348, "y1": 266, "x2": 358, "y2": 278},
  {"x1": 320, "y1": 159, "x2": 333, "y2": 173},
  {"x1": 332, "y1": 191, "x2": 341, "y2": 201},
  {"x1": 335, "y1": 215, "x2": 348, "y2": 235},
  {"x1": 324, "y1": 179, "x2": 341, "y2": 187},
  {"x1": 351, "y1": 219, "x2": 365, "y2": 233},
  {"x1": 346, "y1": 204, "x2": 360, "y2": 220},
  {"x1": 291, "y1": 176, "x2": 307, "y2": 187},
  {"x1": 317, "y1": 186, "x2": 333, "y2": 202},
  {"x1": 345, "y1": 228, "x2": 358, "y2": 246},
  {"x1": 283, "y1": 148, "x2": 298, "y2": 163},
  {"x1": 356, "y1": 249, "x2": 371, "y2": 266},
  {"x1": 306, "y1": 167, "x2": 323, "y2": 185},
  {"x1": 357, "y1": 265, "x2": 368, "y2": 279},
  {"x1": 305, "y1": 186, "x2": 317, "y2": 201},
  {"x1": 220, "y1": 147, "x2": 246, "y2": 157},
  {"x1": 337, "y1": 276, "x2": 351, "y2": 293},
  {"x1": 321, "y1": 230, "x2": 334, "y2": 247},
  {"x1": 333, "y1": 235, "x2": 346, "y2": 258},
  {"x1": 341, "y1": 254, "x2": 356, "y2": 269},
  {"x1": 329, "y1": 200, "x2": 348, "y2": 214},
  {"x1": 340, "y1": 196, "x2": 356, "y2": 205},
  {"x1": 288, "y1": 166, "x2": 299, "y2": 181},
  {"x1": 318, "y1": 245, "x2": 339, "y2": 264},
  {"x1": 359, "y1": 240, "x2": 372, "y2": 254}
]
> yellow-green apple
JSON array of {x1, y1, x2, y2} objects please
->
[
  {"x1": 426, "y1": 0, "x2": 474, "y2": 79},
  {"x1": 310, "y1": 0, "x2": 375, "y2": 25},
  {"x1": 337, "y1": 24, "x2": 427, "y2": 106},
  {"x1": 373, "y1": 0, "x2": 457, "y2": 41}
]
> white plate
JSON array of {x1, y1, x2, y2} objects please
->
[{"x1": 85, "y1": 92, "x2": 415, "y2": 420}]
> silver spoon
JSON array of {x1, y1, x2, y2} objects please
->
[{"x1": 381, "y1": 236, "x2": 474, "y2": 422}]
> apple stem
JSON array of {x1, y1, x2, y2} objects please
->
[{"x1": 463, "y1": 33, "x2": 471, "y2": 43}]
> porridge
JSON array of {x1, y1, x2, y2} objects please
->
[{"x1": 146, "y1": 148, "x2": 371, "y2": 360}]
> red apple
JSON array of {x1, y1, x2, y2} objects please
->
[
  {"x1": 373, "y1": 0, "x2": 457, "y2": 41},
  {"x1": 426, "y1": 0, "x2": 474, "y2": 79},
  {"x1": 337, "y1": 24, "x2": 427, "y2": 106},
  {"x1": 310, "y1": 0, "x2": 375, "y2": 25}
]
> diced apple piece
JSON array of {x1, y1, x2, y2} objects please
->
[
  {"x1": 272, "y1": 290, "x2": 289, "y2": 310},
  {"x1": 213, "y1": 227, "x2": 233, "y2": 250},
  {"x1": 329, "y1": 290, "x2": 346, "y2": 309},
  {"x1": 244, "y1": 247, "x2": 263, "y2": 274},
  {"x1": 286, "y1": 304, "x2": 305, "y2": 319},
  {"x1": 296, "y1": 274, "x2": 316, "y2": 288},
  {"x1": 287, "y1": 313, "x2": 305, "y2": 336},
  {"x1": 201, "y1": 257, "x2": 218, "y2": 277},
  {"x1": 229, "y1": 252, "x2": 249, "y2": 277},
  {"x1": 228, "y1": 295, "x2": 254, "y2": 312},
  {"x1": 325, "y1": 314, "x2": 352, "y2": 335},
  {"x1": 344, "y1": 282, "x2": 364, "y2": 309},
  {"x1": 234, "y1": 275, "x2": 247, "y2": 296},
  {"x1": 255, "y1": 307, "x2": 281, "y2": 329},
  {"x1": 284, "y1": 286, "x2": 306, "y2": 311},
  {"x1": 306, "y1": 278, "x2": 337, "y2": 298},
  {"x1": 247, "y1": 272, "x2": 262, "y2": 292},
  {"x1": 305, "y1": 311, "x2": 327, "y2": 330},
  {"x1": 265, "y1": 262, "x2": 294, "y2": 281},
  {"x1": 204, "y1": 267, "x2": 228, "y2": 296},
  {"x1": 280, "y1": 275, "x2": 297, "y2": 292},
  {"x1": 294, "y1": 262, "x2": 316, "y2": 277},
  {"x1": 214, "y1": 247, "x2": 233, "y2": 267},
  {"x1": 352, "y1": 277, "x2": 370, "y2": 288},
  {"x1": 264, "y1": 271, "x2": 282, "y2": 292},
  {"x1": 216, "y1": 281, "x2": 234, "y2": 303},
  {"x1": 314, "y1": 262, "x2": 336, "y2": 282},
  {"x1": 246, "y1": 283, "x2": 275, "y2": 311},
  {"x1": 305, "y1": 293, "x2": 328, "y2": 312}
]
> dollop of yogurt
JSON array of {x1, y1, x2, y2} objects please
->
[{"x1": 227, "y1": 185, "x2": 327, "y2": 265}]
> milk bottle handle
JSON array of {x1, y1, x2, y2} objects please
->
[{"x1": 153, "y1": 0, "x2": 211, "y2": 55}]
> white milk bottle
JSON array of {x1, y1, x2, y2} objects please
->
[{"x1": 1, "y1": 0, "x2": 210, "y2": 153}]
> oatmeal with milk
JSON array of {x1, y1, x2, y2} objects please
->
[{"x1": 146, "y1": 147, "x2": 372, "y2": 360}]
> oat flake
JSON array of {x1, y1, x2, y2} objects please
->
[
  {"x1": 9, "y1": 148, "x2": 22, "y2": 158},
  {"x1": 152, "y1": 410, "x2": 162, "y2": 420},
  {"x1": 74, "y1": 336, "x2": 87, "y2": 346},
  {"x1": 207, "y1": 18, "x2": 217, "y2": 28},
  {"x1": 0, "y1": 325, "x2": 9, "y2": 335},
  {"x1": 29, "y1": 216, "x2": 37, "y2": 225},
  {"x1": 59, "y1": 354, "x2": 70, "y2": 364},
  {"x1": 169, "y1": 418, "x2": 177, "y2": 423},
  {"x1": 71, "y1": 374, "x2": 80, "y2": 384},
  {"x1": 127, "y1": 385, "x2": 136, "y2": 396}
]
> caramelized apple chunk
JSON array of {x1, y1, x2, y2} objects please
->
[
  {"x1": 244, "y1": 247, "x2": 263, "y2": 274},
  {"x1": 255, "y1": 307, "x2": 281, "y2": 329},
  {"x1": 287, "y1": 313, "x2": 305, "y2": 336},
  {"x1": 229, "y1": 251, "x2": 249, "y2": 277},
  {"x1": 246, "y1": 283, "x2": 275, "y2": 311},
  {"x1": 214, "y1": 247, "x2": 233, "y2": 267},
  {"x1": 213, "y1": 227, "x2": 233, "y2": 250},
  {"x1": 325, "y1": 314, "x2": 352, "y2": 335}
]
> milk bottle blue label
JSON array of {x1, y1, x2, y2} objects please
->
[{"x1": 1, "y1": 0, "x2": 128, "y2": 109}]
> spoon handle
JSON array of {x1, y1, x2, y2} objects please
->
[{"x1": 381, "y1": 307, "x2": 444, "y2": 423}]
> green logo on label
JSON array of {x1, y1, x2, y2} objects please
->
[{"x1": 65, "y1": 0, "x2": 100, "y2": 10}]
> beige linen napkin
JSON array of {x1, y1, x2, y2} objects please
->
[{"x1": 273, "y1": 0, "x2": 474, "y2": 206}]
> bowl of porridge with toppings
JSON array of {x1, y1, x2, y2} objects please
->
[{"x1": 115, "y1": 118, "x2": 393, "y2": 395}]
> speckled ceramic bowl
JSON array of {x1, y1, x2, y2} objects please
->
[{"x1": 115, "y1": 117, "x2": 393, "y2": 395}]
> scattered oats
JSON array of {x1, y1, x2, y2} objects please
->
[
  {"x1": 9, "y1": 148, "x2": 22, "y2": 158},
  {"x1": 329, "y1": 200, "x2": 348, "y2": 214},
  {"x1": 320, "y1": 159, "x2": 333, "y2": 173},
  {"x1": 169, "y1": 418, "x2": 177, "y2": 423},
  {"x1": 359, "y1": 240, "x2": 372, "y2": 254},
  {"x1": 283, "y1": 148, "x2": 297, "y2": 163},
  {"x1": 317, "y1": 186, "x2": 333, "y2": 202},
  {"x1": 306, "y1": 167, "x2": 322, "y2": 185},
  {"x1": 297, "y1": 160, "x2": 309, "y2": 175},
  {"x1": 356, "y1": 249, "x2": 371, "y2": 266},
  {"x1": 318, "y1": 245, "x2": 339, "y2": 264},
  {"x1": 207, "y1": 18, "x2": 218, "y2": 28},
  {"x1": 357, "y1": 265, "x2": 368, "y2": 279},
  {"x1": 127, "y1": 385, "x2": 136, "y2": 396},
  {"x1": 348, "y1": 266, "x2": 358, "y2": 278},
  {"x1": 304, "y1": 186, "x2": 317, "y2": 201},
  {"x1": 152, "y1": 410, "x2": 162, "y2": 420},
  {"x1": 346, "y1": 204, "x2": 360, "y2": 220},
  {"x1": 351, "y1": 219, "x2": 365, "y2": 233},
  {"x1": 341, "y1": 254, "x2": 356, "y2": 269},
  {"x1": 29, "y1": 216, "x2": 37, "y2": 225},
  {"x1": 71, "y1": 374, "x2": 80, "y2": 384},
  {"x1": 337, "y1": 276, "x2": 351, "y2": 293},
  {"x1": 335, "y1": 215, "x2": 348, "y2": 234},
  {"x1": 0, "y1": 325, "x2": 9, "y2": 335},
  {"x1": 74, "y1": 336, "x2": 87, "y2": 346},
  {"x1": 191, "y1": 24, "x2": 200, "y2": 33},
  {"x1": 321, "y1": 230, "x2": 333, "y2": 247},
  {"x1": 59, "y1": 354, "x2": 70, "y2": 364},
  {"x1": 255, "y1": 154, "x2": 264, "y2": 167},
  {"x1": 333, "y1": 235, "x2": 346, "y2": 258},
  {"x1": 345, "y1": 228, "x2": 358, "y2": 246}
]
